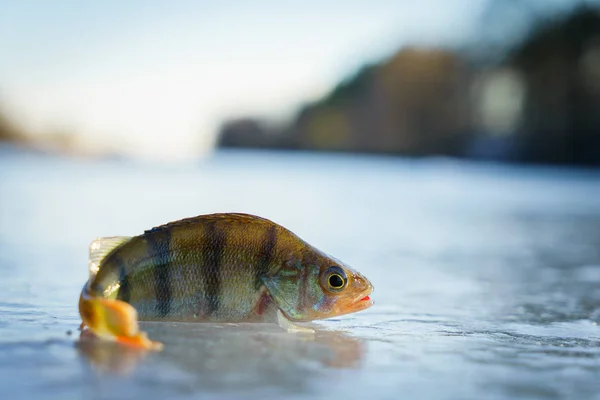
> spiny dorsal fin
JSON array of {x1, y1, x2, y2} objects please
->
[{"x1": 88, "y1": 236, "x2": 131, "y2": 278}]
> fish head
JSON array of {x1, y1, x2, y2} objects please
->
[
  {"x1": 309, "y1": 260, "x2": 374, "y2": 320},
  {"x1": 264, "y1": 250, "x2": 374, "y2": 322}
]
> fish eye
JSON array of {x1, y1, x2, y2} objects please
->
[
  {"x1": 322, "y1": 266, "x2": 347, "y2": 292},
  {"x1": 329, "y1": 274, "x2": 344, "y2": 288}
]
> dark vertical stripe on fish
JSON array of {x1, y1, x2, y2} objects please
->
[
  {"x1": 297, "y1": 262, "x2": 309, "y2": 313},
  {"x1": 204, "y1": 221, "x2": 225, "y2": 315},
  {"x1": 255, "y1": 224, "x2": 277, "y2": 289},
  {"x1": 115, "y1": 256, "x2": 131, "y2": 303},
  {"x1": 147, "y1": 230, "x2": 172, "y2": 318}
]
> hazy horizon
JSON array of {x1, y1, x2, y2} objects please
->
[{"x1": 0, "y1": 0, "x2": 494, "y2": 160}]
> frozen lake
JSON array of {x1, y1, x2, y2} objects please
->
[{"x1": 1, "y1": 148, "x2": 600, "y2": 399}]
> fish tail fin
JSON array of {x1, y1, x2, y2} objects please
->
[{"x1": 79, "y1": 286, "x2": 162, "y2": 351}]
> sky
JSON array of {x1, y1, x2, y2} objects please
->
[{"x1": 1, "y1": 0, "x2": 498, "y2": 159}]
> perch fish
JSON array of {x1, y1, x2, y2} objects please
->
[{"x1": 79, "y1": 213, "x2": 374, "y2": 350}]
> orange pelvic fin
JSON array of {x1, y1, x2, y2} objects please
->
[{"x1": 79, "y1": 289, "x2": 162, "y2": 351}]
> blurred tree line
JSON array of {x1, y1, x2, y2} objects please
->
[
  {"x1": 0, "y1": 109, "x2": 22, "y2": 143},
  {"x1": 218, "y1": 5, "x2": 600, "y2": 166}
]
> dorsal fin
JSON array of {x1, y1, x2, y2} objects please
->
[
  {"x1": 88, "y1": 236, "x2": 131, "y2": 278},
  {"x1": 144, "y1": 213, "x2": 278, "y2": 234}
]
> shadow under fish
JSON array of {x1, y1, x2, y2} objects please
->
[{"x1": 77, "y1": 322, "x2": 366, "y2": 382}]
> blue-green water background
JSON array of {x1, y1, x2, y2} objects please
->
[{"x1": 1, "y1": 148, "x2": 600, "y2": 399}]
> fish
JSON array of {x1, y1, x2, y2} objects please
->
[{"x1": 79, "y1": 213, "x2": 374, "y2": 350}]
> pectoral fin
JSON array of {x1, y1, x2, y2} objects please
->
[{"x1": 260, "y1": 274, "x2": 302, "y2": 321}]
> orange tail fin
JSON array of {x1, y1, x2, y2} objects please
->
[{"x1": 79, "y1": 287, "x2": 162, "y2": 351}]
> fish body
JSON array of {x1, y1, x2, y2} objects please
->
[{"x1": 79, "y1": 213, "x2": 373, "y2": 349}]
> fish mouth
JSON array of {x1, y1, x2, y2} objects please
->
[{"x1": 348, "y1": 288, "x2": 374, "y2": 312}]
